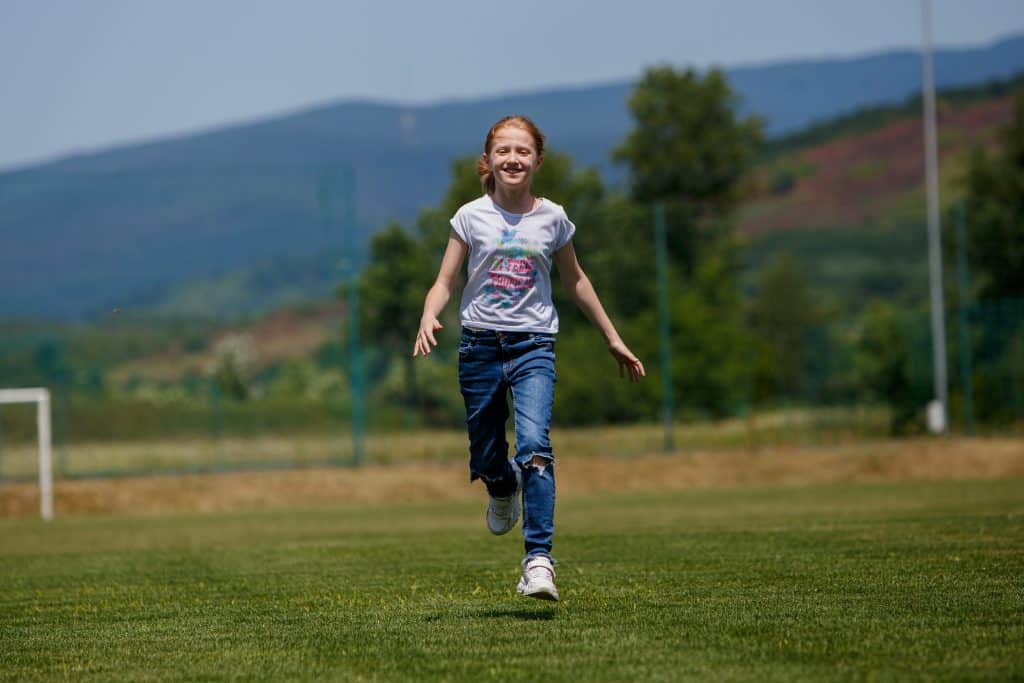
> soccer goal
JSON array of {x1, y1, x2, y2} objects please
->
[{"x1": 0, "y1": 388, "x2": 53, "y2": 520}]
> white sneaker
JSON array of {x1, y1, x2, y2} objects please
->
[
  {"x1": 516, "y1": 555, "x2": 559, "y2": 601},
  {"x1": 486, "y1": 492, "x2": 520, "y2": 535},
  {"x1": 486, "y1": 467, "x2": 521, "y2": 535}
]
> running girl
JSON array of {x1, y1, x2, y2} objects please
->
[{"x1": 413, "y1": 115, "x2": 645, "y2": 601}]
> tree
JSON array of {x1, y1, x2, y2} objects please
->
[
  {"x1": 612, "y1": 65, "x2": 763, "y2": 418},
  {"x1": 855, "y1": 301, "x2": 926, "y2": 434},
  {"x1": 963, "y1": 90, "x2": 1024, "y2": 299},
  {"x1": 614, "y1": 66, "x2": 763, "y2": 215},
  {"x1": 747, "y1": 252, "x2": 824, "y2": 400},
  {"x1": 354, "y1": 222, "x2": 435, "y2": 413}
]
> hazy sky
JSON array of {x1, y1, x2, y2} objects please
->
[{"x1": 2, "y1": 0, "x2": 1023, "y2": 170}]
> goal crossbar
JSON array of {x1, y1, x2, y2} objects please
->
[{"x1": 0, "y1": 388, "x2": 53, "y2": 520}]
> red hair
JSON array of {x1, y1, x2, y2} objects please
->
[{"x1": 476, "y1": 115, "x2": 546, "y2": 194}]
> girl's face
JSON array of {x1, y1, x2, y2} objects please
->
[{"x1": 487, "y1": 125, "x2": 542, "y2": 192}]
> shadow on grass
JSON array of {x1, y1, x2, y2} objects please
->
[
  {"x1": 474, "y1": 607, "x2": 556, "y2": 621},
  {"x1": 423, "y1": 606, "x2": 556, "y2": 622}
]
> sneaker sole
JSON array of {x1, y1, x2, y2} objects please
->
[{"x1": 517, "y1": 584, "x2": 560, "y2": 602}]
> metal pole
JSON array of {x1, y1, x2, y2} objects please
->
[
  {"x1": 955, "y1": 199, "x2": 974, "y2": 434},
  {"x1": 340, "y1": 167, "x2": 365, "y2": 466},
  {"x1": 922, "y1": 0, "x2": 949, "y2": 433},
  {"x1": 653, "y1": 203, "x2": 675, "y2": 452},
  {"x1": 37, "y1": 390, "x2": 53, "y2": 521}
]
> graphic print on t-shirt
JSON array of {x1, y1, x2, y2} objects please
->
[{"x1": 483, "y1": 227, "x2": 541, "y2": 308}]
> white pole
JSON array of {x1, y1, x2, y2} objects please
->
[
  {"x1": 37, "y1": 390, "x2": 54, "y2": 521},
  {"x1": 0, "y1": 388, "x2": 54, "y2": 520},
  {"x1": 922, "y1": 0, "x2": 948, "y2": 433}
]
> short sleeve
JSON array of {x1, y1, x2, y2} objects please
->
[
  {"x1": 450, "y1": 209, "x2": 471, "y2": 246},
  {"x1": 554, "y1": 209, "x2": 576, "y2": 251}
]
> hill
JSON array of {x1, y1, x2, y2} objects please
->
[
  {"x1": 2, "y1": 34, "x2": 1023, "y2": 320},
  {"x1": 740, "y1": 88, "x2": 1015, "y2": 235}
]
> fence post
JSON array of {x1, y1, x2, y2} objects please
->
[
  {"x1": 954, "y1": 198, "x2": 974, "y2": 434},
  {"x1": 653, "y1": 202, "x2": 674, "y2": 452},
  {"x1": 209, "y1": 376, "x2": 222, "y2": 469},
  {"x1": 321, "y1": 167, "x2": 365, "y2": 466}
]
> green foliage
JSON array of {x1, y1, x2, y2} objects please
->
[
  {"x1": 607, "y1": 65, "x2": 763, "y2": 418},
  {"x1": 371, "y1": 353, "x2": 463, "y2": 427},
  {"x1": 351, "y1": 222, "x2": 436, "y2": 412},
  {"x1": 208, "y1": 333, "x2": 255, "y2": 401},
  {"x1": 747, "y1": 252, "x2": 826, "y2": 400},
  {"x1": 854, "y1": 301, "x2": 928, "y2": 434},
  {"x1": 614, "y1": 66, "x2": 763, "y2": 213},
  {"x1": 356, "y1": 222, "x2": 434, "y2": 351},
  {"x1": 669, "y1": 243, "x2": 754, "y2": 417},
  {"x1": 552, "y1": 325, "x2": 660, "y2": 424},
  {"x1": 769, "y1": 168, "x2": 796, "y2": 195},
  {"x1": 963, "y1": 90, "x2": 1024, "y2": 300},
  {"x1": 741, "y1": 220, "x2": 930, "y2": 317},
  {"x1": 962, "y1": 299, "x2": 1024, "y2": 428},
  {"x1": 559, "y1": 196, "x2": 655, "y2": 318}
]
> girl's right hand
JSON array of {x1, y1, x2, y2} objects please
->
[{"x1": 413, "y1": 317, "x2": 444, "y2": 357}]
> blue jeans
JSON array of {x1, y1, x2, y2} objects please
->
[{"x1": 458, "y1": 327, "x2": 556, "y2": 559}]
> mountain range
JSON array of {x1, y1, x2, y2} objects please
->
[{"x1": 2, "y1": 34, "x2": 1023, "y2": 320}]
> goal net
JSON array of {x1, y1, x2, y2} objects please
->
[{"x1": 0, "y1": 388, "x2": 53, "y2": 520}]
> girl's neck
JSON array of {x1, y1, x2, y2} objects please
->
[{"x1": 490, "y1": 186, "x2": 538, "y2": 215}]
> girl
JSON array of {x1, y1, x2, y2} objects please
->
[{"x1": 413, "y1": 115, "x2": 644, "y2": 601}]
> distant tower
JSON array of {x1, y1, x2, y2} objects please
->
[
  {"x1": 400, "y1": 63, "x2": 416, "y2": 145},
  {"x1": 400, "y1": 110, "x2": 417, "y2": 145}
]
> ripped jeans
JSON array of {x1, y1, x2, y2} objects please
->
[{"x1": 458, "y1": 326, "x2": 556, "y2": 559}]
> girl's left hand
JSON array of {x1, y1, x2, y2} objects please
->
[{"x1": 608, "y1": 340, "x2": 646, "y2": 382}]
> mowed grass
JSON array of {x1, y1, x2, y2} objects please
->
[{"x1": 1, "y1": 478, "x2": 1022, "y2": 681}]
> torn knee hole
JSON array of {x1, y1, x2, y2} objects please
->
[{"x1": 527, "y1": 453, "x2": 552, "y2": 472}]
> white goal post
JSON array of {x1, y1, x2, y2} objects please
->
[{"x1": 0, "y1": 388, "x2": 53, "y2": 521}]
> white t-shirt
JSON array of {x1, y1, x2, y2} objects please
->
[{"x1": 450, "y1": 195, "x2": 576, "y2": 333}]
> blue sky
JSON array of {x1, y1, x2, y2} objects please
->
[{"x1": 2, "y1": 0, "x2": 1023, "y2": 170}]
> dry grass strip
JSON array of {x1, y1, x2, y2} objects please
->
[{"x1": 1, "y1": 437, "x2": 1022, "y2": 518}]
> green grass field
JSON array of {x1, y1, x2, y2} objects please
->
[{"x1": 2, "y1": 478, "x2": 1022, "y2": 681}]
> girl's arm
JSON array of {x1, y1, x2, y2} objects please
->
[
  {"x1": 554, "y1": 241, "x2": 646, "y2": 382},
  {"x1": 413, "y1": 232, "x2": 468, "y2": 357}
]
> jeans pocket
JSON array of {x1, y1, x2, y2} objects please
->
[
  {"x1": 458, "y1": 338, "x2": 474, "y2": 357},
  {"x1": 530, "y1": 333, "x2": 556, "y2": 347}
]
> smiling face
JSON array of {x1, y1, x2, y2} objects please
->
[{"x1": 486, "y1": 125, "x2": 543, "y2": 193}]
